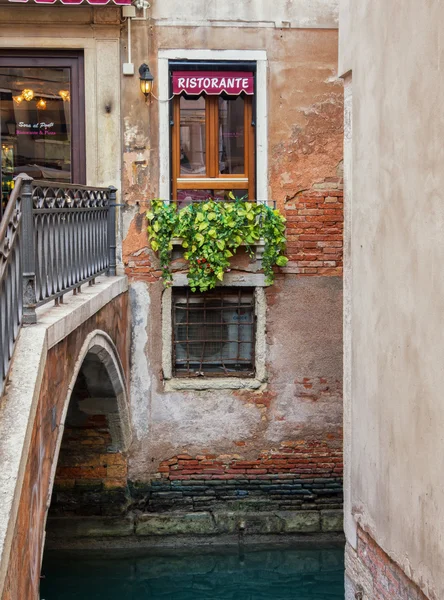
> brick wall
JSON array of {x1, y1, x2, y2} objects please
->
[
  {"x1": 284, "y1": 182, "x2": 343, "y2": 276},
  {"x1": 352, "y1": 527, "x2": 429, "y2": 600},
  {"x1": 50, "y1": 440, "x2": 342, "y2": 517},
  {"x1": 123, "y1": 186, "x2": 344, "y2": 281},
  {"x1": 52, "y1": 419, "x2": 128, "y2": 517},
  {"x1": 130, "y1": 441, "x2": 342, "y2": 513}
]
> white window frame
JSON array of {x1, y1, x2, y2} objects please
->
[{"x1": 157, "y1": 49, "x2": 268, "y2": 204}]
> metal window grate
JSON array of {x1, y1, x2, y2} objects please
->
[{"x1": 172, "y1": 287, "x2": 255, "y2": 377}]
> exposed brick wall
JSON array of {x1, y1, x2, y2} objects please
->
[
  {"x1": 50, "y1": 439, "x2": 342, "y2": 517},
  {"x1": 354, "y1": 527, "x2": 429, "y2": 600},
  {"x1": 128, "y1": 441, "x2": 342, "y2": 513},
  {"x1": 51, "y1": 415, "x2": 129, "y2": 517},
  {"x1": 123, "y1": 186, "x2": 344, "y2": 281},
  {"x1": 284, "y1": 183, "x2": 343, "y2": 276}
]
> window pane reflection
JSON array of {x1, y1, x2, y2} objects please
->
[
  {"x1": 0, "y1": 66, "x2": 71, "y2": 207},
  {"x1": 176, "y1": 189, "x2": 248, "y2": 209},
  {"x1": 180, "y1": 96, "x2": 206, "y2": 175},
  {"x1": 219, "y1": 96, "x2": 245, "y2": 174}
]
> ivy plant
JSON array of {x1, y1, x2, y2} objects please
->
[{"x1": 146, "y1": 194, "x2": 288, "y2": 292}]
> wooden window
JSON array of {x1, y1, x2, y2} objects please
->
[{"x1": 172, "y1": 92, "x2": 255, "y2": 206}]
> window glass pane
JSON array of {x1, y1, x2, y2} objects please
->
[
  {"x1": 219, "y1": 96, "x2": 245, "y2": 174},
  {"x1": 180, "y1": 96, "x2": 206, "y2": 175},
  {"x1": 173, "y1": 289, "x2": 255, "y2": 376},
  {"x1": 176, "y1": 189, "x2": 248, "y2": 209},
  {"x1": 0, "y1": 66, "x2": 71, "y2": 206},
  {"x1": 176, "y1": 189, "x2": 212, "y2": 209},
  {"x1": 212, "y1": 189, "x2": 248, "y2": 202}
]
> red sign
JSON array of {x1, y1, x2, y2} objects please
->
[
  {"x1": 172, "y1": 71, "x2": 254, "y2": 96},
  {"x1": 9, "y1": 0, "x2": 130, "y2": 5}
]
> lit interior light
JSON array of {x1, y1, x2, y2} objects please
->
[
  {"x1": 22, "y1": 88, "x2": 34, "y2": 102},
  {"x1": 59, "y1": 90, "x2": 70, "y2": 102},
  {"x1": 12, "y1": 94, "x2": 24, "y2": 105},
  {"x1": 36, "y1": 98, "x2": 47, "y2": 110}
]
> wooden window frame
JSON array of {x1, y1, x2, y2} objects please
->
[{"x1": 172, "y1": 93, "x2": 255, "y2": 201}]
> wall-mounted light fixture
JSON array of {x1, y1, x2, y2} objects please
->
[{"x1": 139, "y1": 63, "x2": 154, "y2": 101}]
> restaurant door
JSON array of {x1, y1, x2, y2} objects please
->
[{"x1": 0, "y1": 52, "x2": 85, "y2": 216}]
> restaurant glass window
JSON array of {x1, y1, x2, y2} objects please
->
[
  {"x1": 0, "y1": 53, "x2": 84, "y2": 216},
  {"x1": 171, "y1": 68, "x2": 255, "y2": 206}
]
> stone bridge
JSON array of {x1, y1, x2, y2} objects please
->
[
  {"x1": 0, "y1": 276, "x2": 129, "y2": 600},
  {"x1": 0, "y1": 176, "x2": 130, "y2": 599}
]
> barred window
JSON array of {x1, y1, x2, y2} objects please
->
[{"x1": 172, "y1": 288, "x2": 255, "y2": 377}]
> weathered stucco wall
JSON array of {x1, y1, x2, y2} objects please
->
[
  {"x1": 121, "y1": 0, "x2": 344, "y2": 517},
  {"x1": 339, "y1": 1, "x2": 444, "y2": 598}
]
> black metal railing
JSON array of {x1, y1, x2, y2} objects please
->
[
  {"x1": 0, "y1": 174, "x2": 117, "y2": 397},
  {"x1": 0, "y1": 178, "x2": 23, "y2": 397}
]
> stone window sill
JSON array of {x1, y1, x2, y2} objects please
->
[{"x1": 163, "y1": 376, "x2": 266, "y2": 392}]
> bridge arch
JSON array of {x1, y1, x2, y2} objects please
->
[
  {"x1": 0, "y1": 275, "x2": 130, "y2": 600},
  {"x1": 45, "y1": 330, "x2": 132, "y2": 522}
]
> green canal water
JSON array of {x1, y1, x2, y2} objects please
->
[{"x1": 40, "y1": 543, "x2": 344, "y2": 600}]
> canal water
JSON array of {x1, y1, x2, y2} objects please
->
[{"x1": 40, "y1": 542, "x2": 344, "y2": 599}]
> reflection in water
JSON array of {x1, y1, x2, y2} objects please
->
[{"x1": 40, "y1": 543, "x2": 344, "y2": 600}]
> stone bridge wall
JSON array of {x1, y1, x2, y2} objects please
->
[{"x1": 0, "y1": 279, "x2": 129, "y2": 600}]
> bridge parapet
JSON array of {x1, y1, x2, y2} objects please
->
[
  {"x1": 0, "y1": 274, "x2": 129, "y2": 600},
  {"x1": 0, "y1": 175, "x2": 118, "y2": 398}
]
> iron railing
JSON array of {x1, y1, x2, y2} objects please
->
[
  {"x1": 0, "y1": 175, "x2": 117, "y2": 396},
  {"x1": 0, "y1": 178, "x2": 23, "y2": 397}
]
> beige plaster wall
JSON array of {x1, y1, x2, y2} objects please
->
[
  {"x1": 149, "y1": 0, "x2": 338, "y2": 29},
  {"x1": 339, "y1": 1, "x2": 444, "y2": 598},
  {"x1": 121, "y1": 4, "x2": 342, "y2": 207},
  {"x1": 122, "y1": 1, "x2": 344, "y2": 485}
]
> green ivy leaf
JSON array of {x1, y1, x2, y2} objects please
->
[
  {"x1": 276, "y1": 256, "x2": 289, "y2": 267},
  {"x1": 146, "y1": 196, "x2": 288, "y2": 292}
]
